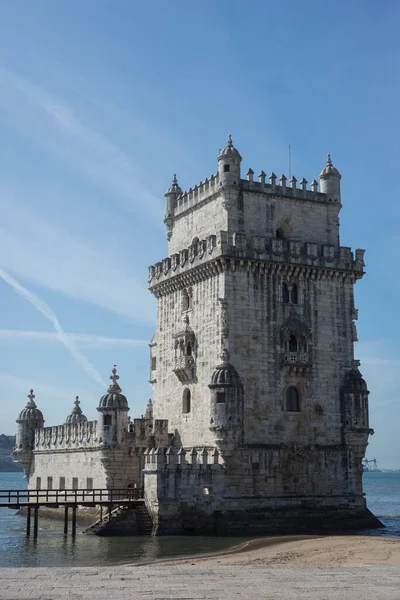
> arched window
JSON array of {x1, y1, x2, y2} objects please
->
[
  {"x1": 291, "y1": 283, "x2": 298, "y2": 304},
  {"x1": 286, "y1": 387, "x2": 300, "y2": 412},
  {"x1": 276, "y1": 228, "x2": 284, "y2": 239},
  {"x1": 282, "y1": 282, "x2": 289, "y2": 303},
  {"x1": 182, "y1": 389, "x2": 191, "y2": 414},
  {"x1": 288, "y1": 335, "x2": 298, "y2": 352}
]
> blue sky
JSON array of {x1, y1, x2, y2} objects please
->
[{"x1": 0, "y1": 0, "x2": 399, "y2": 468}]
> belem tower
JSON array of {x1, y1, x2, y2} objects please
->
[{"x1": 14, "y1": 136, "x2": 381, "y2": 534}]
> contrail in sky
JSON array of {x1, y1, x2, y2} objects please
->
[{"x1": 0, "y1": 268, "x2": 107, "y2": 387}]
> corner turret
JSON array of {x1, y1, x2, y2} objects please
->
[
  {"x1": 218, "y1": 134, "x2": 242, "y2": 187},
  {"x1": 319, "y1": 154, "x2": 341, "y2": 202},
  {"x1": 65, "y1": 396, "x2": 88, "y2": 425},
  {"x1": 97, "y1": 366, "x2": 129, "y2": 446},
  {"x1": 164, "y1": 174, "x2": 182, "y2": 241},
  {"x1": 14, "y1": 390, "x2": 44, "y2": 479}
]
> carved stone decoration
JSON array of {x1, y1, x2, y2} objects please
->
[
  {"x1": 197, "y1": 240, "x2": 205, "y2": 259},
  {"x1": 219, "y1": 298, "x2": 229, "y2": 339},
  {"x1": 162, "y1": 258, "x2": 171, "y2": 275},
  {"x1": 306, "y1": 243, "x2": 318, "y2": 260},
  {"x1": 155, "y1": 262, "x2": 162, "y2": 279},
  {"x1": 233, "y1": 232, "x2": 246, "y2": 252},
  {"x1": 272, "y1": 239, "x2": 284, "y2": 255},
  {"x1": 188, "y1": 244, "x2": 196, "y2": 263},
  {"x1": 323, "y1": 245, "x2": 335, "y2": 262},
  {"x1": 253, "y1": 236, "x2": 265, "y2": 253},
  {"x1": 148, "y1": 265, "x2": 155, "y2": 282},
  {"x1": 289, "y1": 240, "x2": 301, "y2": 257},
  {"x1": 171, "y1": 253, "x2": 180, "y2": 271},
  {"x1": 280, "y1": 310, "x2": 311, "y2": 343},
  {"x1": 352, "y1": 322, "x2": 358, "y2": 342},
  {"x1": 207, "y1": 235, "x2": 216, "y2": 254},
  {"x1": 179, "y1": 248, "x2": 188, "y2": 267},
  {"x1": 172, "y1": 318, "x2": 196, "y2": 383}
]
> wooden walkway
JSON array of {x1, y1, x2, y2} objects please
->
[{"x1": 0, "y1": 488, "x2": 144, "y2": 539}]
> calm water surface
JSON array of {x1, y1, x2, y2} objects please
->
[{"x1": 0, "y1": 471, "x2": 399, "y2": 568}]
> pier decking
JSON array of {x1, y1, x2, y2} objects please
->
[{"x1": 0, "y1": 488, "x2": 144, "y2": 539}]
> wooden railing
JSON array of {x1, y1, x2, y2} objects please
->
[{"x1": 0, "y1": 487, "x2": 143, "y2": 505}]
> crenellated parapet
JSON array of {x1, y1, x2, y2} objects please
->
[
  {"x1": 174, "y1": 172, "x2": 220, "y2": 218},
  {"x1": 34, "y1": 420, "x2": 99, "y2": 451},
  {"x1": 143, "y1": 446, "x2": 224, "y2": 471},
  {"x1": 148, "y1": 231, "x2": 365, "y2": 293}
]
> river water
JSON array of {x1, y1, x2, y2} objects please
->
[{"x1": 0, "y1": 471, "x2": 399, "y2": 568}]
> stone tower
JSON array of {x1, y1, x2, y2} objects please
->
[
  {"x1": 146, "y1": 136, "x2": 381, "y2": 534},
  {"x1": 14, "y1": 390, "x2": 44, "y2": 479}
]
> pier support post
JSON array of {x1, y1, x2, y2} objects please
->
[
  {"x1": 26, "y1": 506, "x2": 31, "y2": 538},
  {"x1": 64, "y1": 506, "x2": 68, "y2": 535},
  {"x1": 33, "y1": 506, "x2": 39, "y2": 540},
  {"x1": 72, "y1": 506, "x2": 77, "y2": 537}
]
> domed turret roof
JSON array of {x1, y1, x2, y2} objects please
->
[
  {"x1": 343, "y1": 366, "x2": 368, "y2": 393},
  {"x1": 65, "y1": 396, "x2": 88, "y2": 425},
  {"x1": 319, "y1": 154, "x2": 341, "y2": 179},
  {"x1": 209, "y1": 349, "x2": 242, "y2": 387},
  {"x1": 218, "y1": 134, "x2": 241, "y2": 158},
  {"x1": 98, "y1": 366, "x2": 129, "y2": 410},
  {"x1": 165, "y1": 174, "x2": 182, "y2": 196},
  {"x1": 17, "y1": 390, "x2": 44, "y2": 422}
]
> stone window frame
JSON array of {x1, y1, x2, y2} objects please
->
[
  {"x1": 282, "y1": 280, "x2": 300, "y2": 305},
  {"x1": 285, "y1": 386, "x2": 301, "y2": 412},
  {"x1": 182, "y1": 388, "x2": 191, "y2": 414}
]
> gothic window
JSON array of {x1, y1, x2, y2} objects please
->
[
  {"x1": 182, "y1": 388, "x2": 191, "y2": 414},
  {"x1": 282, "y1": 282, "x2": 289, "y2": 303},
  {"x1": 288, "y1": 335, "x2": 298, "y2": 352},
  {"x1": 224, "y1": 164, "x2": 230, "y2": 172},
  {"x1": 104, "y1": 414, "x2": 112, "y2": 426},
  {"x1": 216, "y1": 391, "x2": 226, "y2": 404},
  {"x1": 286, "y1": 386, "x2": 300, "y2": 412},
  {"x1": 276, "y1": 228, "x2": 284, "y2": 239},
  {"x1": 291, "y1": 283, "x2": 299, "y2": 304}
]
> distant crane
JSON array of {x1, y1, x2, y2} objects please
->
[{"x1": 362, "y1": 457, "x2": 380, "y2": 472}]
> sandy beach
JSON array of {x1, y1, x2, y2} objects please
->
[{"x1": 156, "y1": 534, "x2": 400, "y2": 566}]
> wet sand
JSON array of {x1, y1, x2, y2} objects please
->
[{"x1": 154, "y1": 534, "x2": 400, "y2": 566}]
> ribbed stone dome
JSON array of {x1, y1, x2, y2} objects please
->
[
  {"x1": 65, "y1": 396, "x2": 88, "y2": 425},
  {"x1": 319, "y1": 154, "x2": 341, "y2": 179},
  {"x1": 165, "y1": 174, "x2": 182, "y2": 196},
  {"x1": 98, "y1": 366, "x2": 129, "y2": 410},
  {"x1": 210, "y1": 350, "x2": 242, "y2": 387},
  {"x1": 343, "y1": 367, "x2": 368, "y2": 393},
  {"x1": 219, "y1": 134, "x2": 241, "y2": 158},
  {"x1": 17, "y1": 390, "x2": 44, "y2": 422}
]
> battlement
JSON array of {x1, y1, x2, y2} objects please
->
[
  {"x1": 174, "y1": 172, "x2": 220, "y2": 217},
  {"x1": 34, "y1": 420, "x2": 99, "y2": 451},
  {"x1": 172, "y1": 170, "x2": 334, "y2": 222},
  {"x1": 149, "y1": 231, "x2": 365, "y2": 289},
  {"x1": 143, "y1": 446, "x2": 224, "y2": 471}
]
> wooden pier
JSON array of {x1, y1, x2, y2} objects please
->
[{"x1": 0, "y1": 488, "x2": 143, "y2": 539}]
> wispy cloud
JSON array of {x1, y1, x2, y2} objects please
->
[
  {"x1": 0, "y1": 68, "x2": 163, "y2": 222},
  {"x1": 0, "y1": 268, "x2": 107, "y2": 387},
  {"x1": 0, "y1": 329, "x2": 148, "y2": 349}
]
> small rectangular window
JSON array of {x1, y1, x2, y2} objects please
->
[
  {"x1": 47, "y1": 477, "x2": 53, "y2": 490},
  {"x1": 104, "y1": 414, "x2": 112, "y2": 426},
  {"x1": 86, "y1": 478, "x2": 93, "y2": 490},
  {"x1": 151, "y1": 356, "x2": 157, "y2": 370},
  {"x1": 72, "y1": 477, "x2": 79, "y2": 490},
  {"x1": 216, "y1": 392, "x2": 226, "y2": 404},
  {"x1": 224, "y1": 164, "x2": 230, "y2": 172},
  {"x1": 36, "y1": 477, "x2": 41, "y2": 491},
  {"x1": 59, "y1": 477, "x2": 65, "y2": 490}
]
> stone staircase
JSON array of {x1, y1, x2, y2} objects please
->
[{"x1": 85, "y1": 501, "x2": 153, "y2": 536}]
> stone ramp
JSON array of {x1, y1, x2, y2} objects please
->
[{"x1": 0, "y1": 564, "x2": 399, "y2": 600}]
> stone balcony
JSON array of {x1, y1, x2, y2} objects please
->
[
  {"x1": 173, "y1": 355, "x2": 195, "y2": 383},
  {"x1": 281, "y1": 351, "x2": 309, "y2": 375}
]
